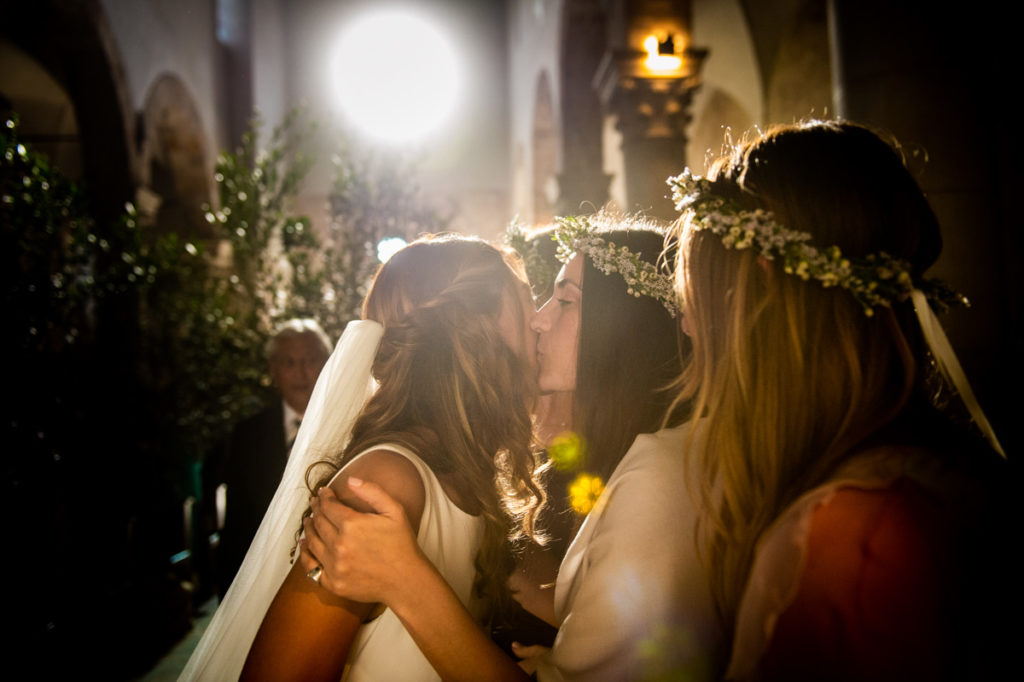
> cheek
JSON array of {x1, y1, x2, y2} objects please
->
[
  {"x1": 561, "y1": 316, "x2": 579, "y2": 358},
  {"x1": 544, "y1": 311, "x2": 580, "y2": 383}
]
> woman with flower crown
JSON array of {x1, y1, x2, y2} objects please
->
[
  {"x1": 299, "y1": 215, "x2": 723, "y2": 681},
  {"x1": 669, "y1": 119, "x2": 1012, "y2": 680},
  {"x1": 180, "y1": 235, "x2": 545, "y2": 681}
]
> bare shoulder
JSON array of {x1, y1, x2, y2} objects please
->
[{"x1": 328, "y1": 449, "x2": 427, "y2": 531}]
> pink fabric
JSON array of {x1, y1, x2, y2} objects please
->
[
  {"x1": 758, "y1": 481, "x2": 950, "y2": 681},
  {"x1": 726, "y1": 448, "x2": 959, "y2": 681}
]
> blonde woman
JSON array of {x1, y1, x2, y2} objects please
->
[
  {"x1": 182, "y1": 235, "x2": 543, "y2": 681},
  {"x1": 670, "y1": 120, "x2": 1011, "y2": 680}
]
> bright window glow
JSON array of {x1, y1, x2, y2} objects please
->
[
  {"x1": 329, "y1": 10, "x2": 460, "y2": 144},
  {"x1": 377, "y1": 236, "x2": 407, "y2": 263},
  {"x1": 643, "y1": 35, "x2": 682, "y2": 73}
]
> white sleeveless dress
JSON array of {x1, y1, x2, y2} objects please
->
[{"x1": 338, "y1": 444, "x2": 485, "y2": 681}]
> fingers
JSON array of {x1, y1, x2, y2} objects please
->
[
  {"x1": 343, "y1": 476, "x2": 406, "y2": 519},
  {"x1": 511, "y1": 642, "x2": 550, "y2": 669},
  {"x1": 303, "y1": 491, "x2": 371, "y2": 596},
  {"x1": 300, "y1": 519, "x2": 349, "y2": 595},
  {"x1": 313, "y1": 486, "x2": 349, "y2": 525},
  {"x1": 297, "y1": 537, "x2": 320, "y2": 572},
  {"x1": 301, "y1": 517, "x2": 330, "y2": 570},
  {"x1": 309, "y1": 496, "x2": 344, "y2": 545},
  {"x1": 510, "y1": 642, "x2": 549, "y2": 657},
  {"x1": 303, "y1": 490, "x2": 365, "y2": 577}
]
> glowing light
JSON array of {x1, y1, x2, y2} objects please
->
[
  {"x1": 548, "y1": 430, "x2": 586, "y2": 470},
  {"x1": 376, "y1": 236, "x2": 407, "y2": 263},
  {"x1": 329, "y1": 10, "x2": 460, "y2": 143},
  {"x1": 643, "y1": 35, "x2": 682, "y2": 73}
]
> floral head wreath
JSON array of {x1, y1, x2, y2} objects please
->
[
  {"x1": 551, "y1": 215, "x2": 678, "y2": 317},
  {"x1": 504, "y1": 218, "x2": 558, "y2": 299},
  {"x1": 667, "y1": 169, "x2": 968, "y2": 316},
  {"x1": 667, "y1": 168, "x2": 1005, "y2": 458}
]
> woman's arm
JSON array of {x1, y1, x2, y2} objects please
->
[
  {"x1": 241, "y1": 558, "x2": 369, "y2": 681},
  {"x1": 300, "y1": 480, "x2": 531, "y2": 682},
  {"x1": 241, "y1": 452, "x2": 427, "y2": 682}
]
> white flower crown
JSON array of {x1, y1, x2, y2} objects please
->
[
  {"x1": 553, "y1": 215, "x2": 678, "y2": 317},
  {"x1": 667, "y1": 169, "x2": 968, "y2": 316}
]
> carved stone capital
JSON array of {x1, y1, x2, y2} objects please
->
[{"x1": 594, "y1": 47, "x2": 707, "y2": 141}]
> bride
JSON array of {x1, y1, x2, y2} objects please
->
[{"x1": 182, "y1": 235, "x2": 544, "y2": 680}]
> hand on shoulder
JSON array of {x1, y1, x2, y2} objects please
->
[
  {"x1": 329, "y1": 449, "x2": 427, "y2": 531},
  {"x1": 300, "y1": 456, "x2": 431, "y2": 607}
]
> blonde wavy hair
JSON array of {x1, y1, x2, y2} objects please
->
[
  {"x1": 672, "y1": 121, "x2": 944, "y2": 634},
  {"x1": 308, "y1": 234, "x2": 544, "y2": 625}
]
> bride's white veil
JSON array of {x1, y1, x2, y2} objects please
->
[{"x1": 179, "y1": 319, "x2": 383, "y2": 681}]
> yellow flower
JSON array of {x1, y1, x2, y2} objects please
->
[{"x1": 569, "y1": 473, "x2": 605, "y2": 515}]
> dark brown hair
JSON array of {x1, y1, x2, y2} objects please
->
[{"x1": 575, "y1": 218, "x2": 690, "y2": 482}]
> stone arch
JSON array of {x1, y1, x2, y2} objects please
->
[
  {"x1": 0, "y1": 38, "x2": 82, "y2": 179},
  {"x1": 0, "y1": 0, "x2": 134, "y2": 221},
  {"x1": 532, "y1": 70, "x2": 559, "y2": 225},
  {"x1": 139, "y1": 74, "x2": 214, "y2": 237}
]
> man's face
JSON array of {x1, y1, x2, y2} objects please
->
[{"x1": 269, "y1": 333, "x2": 330, "y2": 414}]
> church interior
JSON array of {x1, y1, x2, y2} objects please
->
[{"x1": 1, "y1": 0, "x2": 1017, "y2": 676}]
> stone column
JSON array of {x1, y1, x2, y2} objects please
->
[
  {"x1": 596, "y1": 67, "x2": 702, "y2": 217},
  {"x1": 594, "y1": 0, "x2": 706, "y2": 219},
  {"x1": 557, "y1": 0, "x2": 612, "y2": 215},
  {"x1": 217, "y1": 0, "x2": 254, "y2": 152}
]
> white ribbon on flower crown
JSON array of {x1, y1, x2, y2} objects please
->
[
  {"x1": 911, "y1": 290, "x2": 1005, "y2": 458},
  {"x1": 180, "y1": 319, "x2": 384, "y2": 681}
]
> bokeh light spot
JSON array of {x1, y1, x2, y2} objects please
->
[
  {"x1": 376, "y1": 236, "x2": 407, "y2": 263},
  {"x1": 548, "y1": 430, "x2": 586, "y2": 470}
]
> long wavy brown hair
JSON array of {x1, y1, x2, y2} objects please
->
[
  {"x1": 309, "y1": 234, "x2": 544, "y2": 625},
  {"x1": 673, "y1": 120, "x2": 950, "y2": 634}
]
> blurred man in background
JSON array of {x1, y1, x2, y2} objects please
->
[{"x1": 215, "y1": 318, "x2": 331, "y2": 599}]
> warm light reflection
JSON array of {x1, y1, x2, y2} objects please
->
[
  {"x1": 329, "y1": 10, "x2": 460, "y2": 143},
  {"x1": 643, "y1": 35, "x2": 682, "y2": 73}
]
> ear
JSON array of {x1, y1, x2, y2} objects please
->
[{"x1": 679, "y1": 312, "x2": 694, "y2": 338}]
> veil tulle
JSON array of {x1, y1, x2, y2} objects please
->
[{"x1": 179, "y1": 320, "x2": 383, "y2": 681}]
